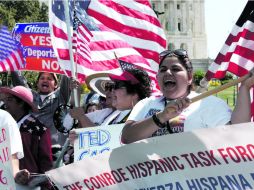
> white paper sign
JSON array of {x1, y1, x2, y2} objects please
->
[
  {"x1": 47, "y1": 122, "x2": 254, "y2": 190},
  {"x1": 74, "y1": 124, "x2": 124, "y2": 161}
]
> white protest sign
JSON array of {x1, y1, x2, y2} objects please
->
[
  {"x1": 0, "y1": 126, "x2": 16, "y2": 190},
  {"x1": 74, "y1": 124, "x2": 124, "y2": 161},
  {"x1": 47, "y1": 122, "x2": 254, "y2": 190}
]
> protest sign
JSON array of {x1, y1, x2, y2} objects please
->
[
  {"x1": 47, "y1": 122, "x2": 254, "y2": 190},
  {"x1": 74, "y1": 124, "x2": 124, "y2": 161},
  {"x1": 12, "y1": 22, "x2": 63, "y2": 74},
  {"x1": 0, "y1": 125, "x2": 16, "y2": 190}
]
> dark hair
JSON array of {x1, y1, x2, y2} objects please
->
[
  {"x1": 159, "y1": 49, "x2": 194, "y2": 93},
  {"x1": 116, "y1": 68, "x2": 151, "y2": 100},
  {"x1": 36, "y1": 72, "x2": 58, "y2": 85},
  {"x1": 159, "y1": 49, "x2": 193, "y2": 74},
  {"x1": 84, "y1": 102, "x2": 99, "y2": 113}
]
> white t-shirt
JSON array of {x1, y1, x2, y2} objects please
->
[
  {"x1": 86, "y1": 108, "x2": 131, "y2": 126},
  {"x1": 0, "y1": 110, "x2": 23, "y2": 159},
  {"x1": 128, "y1": 92, "x2": 232, "y2": 136}
]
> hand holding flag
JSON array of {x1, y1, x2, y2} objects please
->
[{"x1": 205, "y1": 0, "x2": 254, "y2": 120}]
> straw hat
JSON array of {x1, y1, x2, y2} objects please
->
[{"x1": 85, "y1": 73, "x2": 111, "y2": 97}]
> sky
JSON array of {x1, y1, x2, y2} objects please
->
[{"x1": 205, "y1": 0, "x2": 247, "y2": 59}]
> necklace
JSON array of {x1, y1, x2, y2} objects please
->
[{"x1": 164, "y1": 98, "x2": 173, "y2": 134}]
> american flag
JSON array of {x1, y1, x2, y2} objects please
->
[
  {"x1": 205, "y1": 1, "x2": 254, "y2": 80},
  {"x1": 72, "y1": 8, "x2": 93, "y2": 70},
  {"x1": 0, "y1": 26, "x2": 24, "y2": 72},
  {"x1": 49, "y1": 0, "x2": 164, "y2": 95},
  {"x1": 78, "y1": 1, "x2": 162, "y2": 95},
  {"x1": 49, "y1": 0, "x2": 87, "y2": 81},
  {"x1": 117, "y1": 59, "x2": 160, "y2": 94},
  {"x1": 87, "y1": 0, "x2": 166, "y2": 72},
  {"x1": 118, "y1": 59, "x2": 137, "y2": 71},
  {"x1": 205, "y1": 1, "x2": 254, "y2": 119}
]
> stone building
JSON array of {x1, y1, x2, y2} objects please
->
[{"x1": 151, "y1": 0, "x2": 210, "y2": 71}]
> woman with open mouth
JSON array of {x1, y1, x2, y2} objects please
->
[{"x1": 122, "y1": 49, "x2": 254, "y2": 144}]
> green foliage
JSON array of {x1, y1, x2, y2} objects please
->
[
  {"x1": 0, "y1": 73, "x2": 10, "y2": 86},
  {"x1": 221, "y1": 72, "x2": 234, "y2": 81},
  {"x1": 209, "y1": 85, "x2": 237, "y2": 109},
  {"x1": 0, "y1": 71, "x2": 40, "y2": 91},
  {"x1": 0, "y1": 1, "x2": 49, "y2": 88},
  {"x1": 0, "y1": 1, "x2": 48, "y2": 30},
  {"x1": 193, "y1": 70, "x2": 205, "y2": 86},
  {"x1": 22, "y1": 71, "x2": 39, "y2": 90}
]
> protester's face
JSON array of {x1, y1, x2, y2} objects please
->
[
  {"x1": 86, "y1": 105, "x2": 98, "y2": 113},
  {"x1": 157, "y1": 57, "x2": 192, "y2": 100},
  {"x1": 111, "y1": 83, "x2": 137, "y2": 110},
  {"x1": 0, "y1": 93, "x2": 20, "y2": 116},
  {"x1": 37, "y1": 73, "x2": 57, "y2": 94}
]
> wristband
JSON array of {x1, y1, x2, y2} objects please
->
[{"x1": 152, "y1": 113, "x2": 166, "y2": 128}]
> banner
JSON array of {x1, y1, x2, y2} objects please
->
[
  {"x1": 12, "y1": 22, "x2": 63, "y2": 74},
  {"x1": 0, "y1": 124, "x2": 15, "y2": 190},
  {"x1": 74, "y1": 124, "x2": 124, "y2": 161},
  {"x1": 47, "y1": 122, "x2": 254, "y2": 190}
]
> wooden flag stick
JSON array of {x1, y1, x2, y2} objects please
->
[
  {"x1": 63, "y1": 0, "x2": 79, "y2": 107},
  {"x1": 167, "y1": 73, "x2": 250, "y2": 114},
  {"x1": 191, "y1": 74, "x2": 250, "y2": 103}
]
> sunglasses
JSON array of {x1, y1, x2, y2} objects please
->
[
  {"x1": 105, "y1": 81, "x2": 128, "y2": 91},
  {"x1": 159, "y1": 49, "x2": 188, "y2": 64},
  {"x1": 113, "y1": 82, "x2": 127, "y2": 90}
]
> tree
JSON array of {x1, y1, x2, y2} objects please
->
[
  {"x1": 0, "y1": 1, "x2": 49, "y2": 88},
  {"x1": 0, "y1": 1, "x2": 48, "y2": 30}
]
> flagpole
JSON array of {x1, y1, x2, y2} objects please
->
[
  {"x1": 166, "y1": 73, "x2": 251, "y2": 114},
  {"x1": 63, "y1": 0, "x2": 79, "y2": 107}
]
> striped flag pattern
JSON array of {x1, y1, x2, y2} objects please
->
[
  {"x1": 117, "y1": 59, "x2": 158, "y2": 92},
  {"x1": 205, "y1": 1, "x2": 254, "y2": 119},
  {"x1": 49, "y1": 0, "x2": 86, "y2": 81},
  {"x1": 87, "y1": 0, "x2": 166, "y2": 72},
  {"x1": 76, "y1": 1, "x2": 162, "y2": 95},
  {"x1": 205, "y1": 1, "x2": 254, "y2": 80},
  {"x1": 72, "y1": 21, "x2": 93, "y2": 70},
  {"x1": 0, "y1": 26, "x2": 24, "y2": 72},
  {"x1": 49, "y1": 0, "x2": 164, "y2": 95}
]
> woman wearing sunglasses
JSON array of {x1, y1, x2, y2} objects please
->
[
  {"x1": 69, "y1": 68, "x2": 151, "y2": 127},
  {"x1": 122, "y1": 49, "x2": 254, "y2": 144},
  {"x1": 63, "y1": 68, "x2": 151, "y2": 164}
]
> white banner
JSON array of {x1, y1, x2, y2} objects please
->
[
  {"x1": 0, "y1": 125, "x2": 16, "y2": 190},
  {"x1": 47, "y1": 122, "x2": 254, "y2": 190},
  {"x1": 74, "y1": 124, "x2": 124, "y2": 161}
]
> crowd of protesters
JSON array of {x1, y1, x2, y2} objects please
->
[{"x1": 0, "y1": 49, "x2": 254, "y2": 190}]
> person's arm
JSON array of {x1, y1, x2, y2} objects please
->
[
  {"x1": 11, "y1": 153, "x2": 20, "y2": 177},
  {"x1": 58, "y1": 75, "x2": 72, "y2": 104},
  {"x1": 231, "y1": 72, "x2": 254, "y2": 124},
  {"x1": 12, "y1": 153, "x2": 31, "y2": 186},
  {"x1": 10, "y1": 71, "x2": 29, "y2": 87},
  {"x1": 122, "y1": 98, "x2": 190, "y2": 144},
  {"x1": 69, "y1": 78, "x2": 82, "y2": 107},
  {"x1": 69, "y1": 107, "x2": 96, "y2": 128}
]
